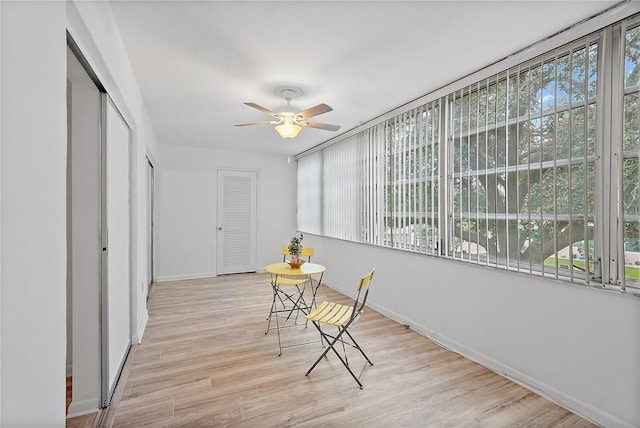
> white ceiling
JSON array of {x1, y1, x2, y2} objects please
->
[{"x1": 109, "y1": 0, "x2": 620, "y2": 156}]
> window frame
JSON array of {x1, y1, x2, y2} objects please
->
[{"x1": 296, "y1": 6, "x2": 640, "y2": 295}]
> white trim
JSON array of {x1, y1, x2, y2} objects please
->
[
  {"x1": 132, "y1": 311, "x2": 148, "y2": 345},
  {"x1": 155, "y1": 272, "x2": 218, "y2": 282},
  {"x1": 66, "y1": 398, "x2": 99, "y2": 419},
  {"x1": 406, "y1": 321, "x2": 634, "y2": 428}
]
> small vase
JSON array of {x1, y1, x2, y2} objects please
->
[{"x1": 288, "y1": 254, "x2": 305, "y2": 268}]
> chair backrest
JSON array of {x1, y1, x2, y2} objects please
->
[
  {"x1": 351, "y1": 268, "x2": 375, "y2": 321},
  {"x1": 301, "y1": 247, "x2": 314, "y2": 259},
  {"x1": 281, "y1": 246, "x2": 314, "y2": 261}
]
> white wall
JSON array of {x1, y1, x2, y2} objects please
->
[
  {"x1": 1, "y1": 1, "x2": 67, "y2": 425},
  {"x1": 156, "y1": 144, "x2": 297, "y2": 281},
  {"x1": 301, "y1": 234, "x2": 640, "y2": 428}
]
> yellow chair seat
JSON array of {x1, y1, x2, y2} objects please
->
[
  {"x1": 306, "y1": 301, "x2": 353, "y2": 326},
  {"x1": 304, "y1": 268, "x2": 375, "y2": 389},
  {"x1": 265, "y1": 277, "x2": 306, "y2": 286}
]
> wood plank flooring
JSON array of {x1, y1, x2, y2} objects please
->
[{"x1": 99, "y1": 273, "x2": 597, "y2": 427}]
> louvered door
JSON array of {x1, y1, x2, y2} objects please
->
[{"x1": 216, "y1": 170, "x2": 257, "y2": 274}]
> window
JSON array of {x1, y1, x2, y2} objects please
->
[
  {"x1": 385, "y1": 102, "x2": 440, "y2": 254},
  {"x1": 449, "y1": 37, "x2": 598, "y2": 283},
  {"x1": 297, "y1": 12, "x2": 640, "y2": 293},
  {"x1": 297, "y1": 151, "x2": 322, "y2": 235}
]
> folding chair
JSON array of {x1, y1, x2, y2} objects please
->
[
  {"x1": 304, "y1": 268, "x2": 375, "y2": 389},
  {"x1": 265, "y1": 247, "x2": 315, "y2": 354}
]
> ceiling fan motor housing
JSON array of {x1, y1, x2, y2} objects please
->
[
  {"x1": 275, "y1": 86, "x2": 303, "y2": 101},
  {"x1": 274, "y1": 86, "x2": 303, "y2": 115}
]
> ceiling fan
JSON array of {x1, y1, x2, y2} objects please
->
[{"x1": 235, "y1": 86, "x2": 341, "y2": 139}]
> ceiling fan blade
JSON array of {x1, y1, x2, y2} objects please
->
[
  {"x1": 244, "y1": 102, "x2": 279, "y2": 117},
  {"x1": 298, "y1": 103, "x2": 333, "y2": 119},
  {"x1": 303, "y1": 121, "x2": 341, "y2": 132},
  {"x1": 234, "y1": 121, "x2": 279, "y2": 127}
]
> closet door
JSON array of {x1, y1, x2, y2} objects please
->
[
  {"x1": 101, "y1": 94, "x2": 131, "y2": 406},
  {"x1": 216, "y1": 169, "x2": 257, "y2": 274}
]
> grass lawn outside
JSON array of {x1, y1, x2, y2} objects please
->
[{"x1": 545, "y1": 257, "x2": 640, "y2": 280}]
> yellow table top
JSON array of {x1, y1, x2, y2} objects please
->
[{"x1": 265, "y1": 262, "x2": 326, "y2": 276}]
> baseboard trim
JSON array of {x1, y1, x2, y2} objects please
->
[
  {"x1": 402, "y1": 317, "x2": 633, "y2": 428},
  {"x1": 67, "y1": 397, "x2": 99, "y2": 419},
  {"x1": 132, "y1": 311, "x2": 149, "y2": 344},
  {"x1": 155, "y1": 272, "x2": 217, "y2": 282}
]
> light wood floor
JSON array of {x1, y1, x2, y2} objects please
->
[{"x1": 99, "y1": 273, "x2": 597, "y2": 427}]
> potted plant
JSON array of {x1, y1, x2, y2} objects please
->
[{"x1": 287, "y1": 233, "x2": 305, "y2": 267}]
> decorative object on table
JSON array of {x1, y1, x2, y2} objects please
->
[{"x1": 287, "y1": 233, "x2": 305, "y2": 268}]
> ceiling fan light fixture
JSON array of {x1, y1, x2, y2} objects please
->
[
  {"x1": 236, "y1": 85, "x2": 340, "y2": 139},
  {"x1": 275, "y1": 123, "x2": 302, "y2": 139}
]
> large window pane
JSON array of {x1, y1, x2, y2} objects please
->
[{"x1": 449, "y1": 38, "x2": 597, "y2": 279}]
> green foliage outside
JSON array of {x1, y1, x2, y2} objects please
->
[
  {"x1": 544, "y1": 257, "x2": 640, "y2": 280},
  {"x1": 380, "y1": 26, "x2": 640, "y2": 285}
]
